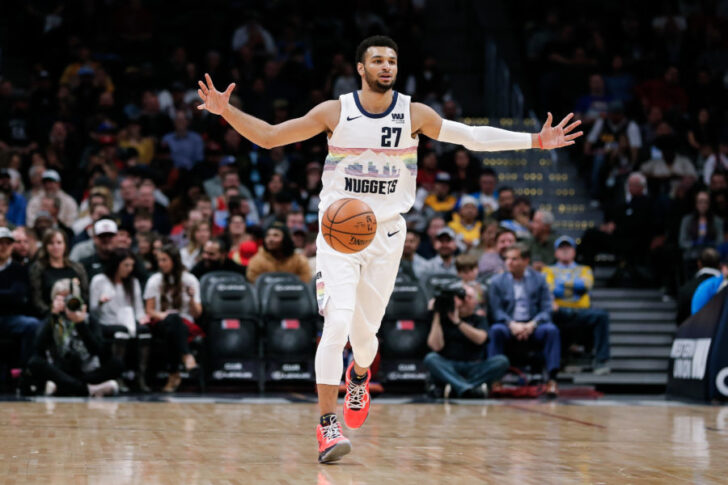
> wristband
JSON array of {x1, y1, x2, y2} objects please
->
[{"x1": 538, "y1": 133, "x2": 544, "y2": 149}]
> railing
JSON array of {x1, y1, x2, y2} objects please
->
[{"x1": 484, "y1": 37, "x2": 523, "y2": 118}]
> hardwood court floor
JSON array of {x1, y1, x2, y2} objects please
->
[{"x1": 0, "y1": 398, "x2": 726, "y2": 484}]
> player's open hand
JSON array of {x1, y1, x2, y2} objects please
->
[
  {"x1": 197, "y1": 73, "x2": 236, "y2": 115},
  {"x1": 539, "y1": 112, "x2": 583, "y2": 149}
]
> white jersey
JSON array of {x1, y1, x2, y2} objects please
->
[{"x1": 320, "y1": 91, "x2": 419, "y2": 223}]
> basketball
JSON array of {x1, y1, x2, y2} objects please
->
[{"x1": 321, "y1": 198, "x2": 378, "y2": 253}]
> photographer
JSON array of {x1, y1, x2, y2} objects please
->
[
  {"x1": 424, "y1": 284, "x2": 509, "y2": 399},
  {"x1": 27, "y1": 278, "x2": 122, "y2": 397}
]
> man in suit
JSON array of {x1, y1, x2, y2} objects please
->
[
  {"x1": 487, "y1": 243, "x2": 561, "y2": 396},
  {"x1": 677, "y1": 248, "x2": 721, "y2": 324}
]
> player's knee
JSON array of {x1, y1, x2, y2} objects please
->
[{"x1": 320, "y1": 307, "x2": 354, "y2": 348}]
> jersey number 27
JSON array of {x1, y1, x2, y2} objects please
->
[{"x1": 381, "y1": 127, "x2": 401, "y2": 147}]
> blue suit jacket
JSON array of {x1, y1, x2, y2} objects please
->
[{"x1": 488, "y1": 268, "x2": 553, "y2": 326}]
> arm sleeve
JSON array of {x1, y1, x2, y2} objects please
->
[{"x1": 437, "y1": 119, "x2": 532, "y2": 152}]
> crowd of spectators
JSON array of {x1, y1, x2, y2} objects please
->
[
  {"x1": 1, "y1": 1, "x2": 726, "y2": 396},
  {"x1": 520, "y1": 2, "x2": 728, "y2": 296}
]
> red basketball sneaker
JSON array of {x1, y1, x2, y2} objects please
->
[
  {"x1": 317, "y1": 415, "x2": 351, "y2": 463},
  {"x1": 343, "y1": 361, "x2": 371, "y2": 429}
]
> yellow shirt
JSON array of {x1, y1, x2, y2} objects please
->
[
  {"x1": 424, "y1": 193, "x2": 457, "y2": 213},
  {"x1": 448, "y1": 213, "x2": 482, "y2": 245},
  {"x1": 542, "y1": 263, "x2": 593, "y2": 309}
]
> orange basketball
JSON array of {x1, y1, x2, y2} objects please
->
[{"x1": 321, "y1": 198, "x2": 377, "y2": 254}]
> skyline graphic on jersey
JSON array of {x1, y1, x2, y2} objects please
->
[{"x1": 324, "y1": 145, "x2": 417, "y2": 177}]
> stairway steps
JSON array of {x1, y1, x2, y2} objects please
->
[
  {"x1": 591, "y1": 288, "x2": 665, "y2": 300},
  {"x1": 610, "y1": 323, "x2": 676, "y2": 334},
  {"x1": 611, "y1": 347, "x2": 671, "y2": 358},
  {"x1": 611, "y1": 334, "x2": 674, "y2": 346},
  {"x1": 609, "y1": 359, "x2": 669, "y2": 371},
  {"x1": 597, "y1": 300, "x2": 676, "y2": 311},
  {"x1": 573, "y1": 372, "x2": 668, "y2": 386},
  {"x1": 610, "y1": 312, "x2": 675, "y2": 322}
]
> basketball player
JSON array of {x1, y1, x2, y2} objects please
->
[{"x1": 197, "y1": 35, "x2": 582, "y2": 463}]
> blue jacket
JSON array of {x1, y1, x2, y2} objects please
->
[
  {"x1": 691, "y1": 275, "x2": 724, "y2": 315},
  {"x1": 488, "y1": 268, "x2": 553, "y2": 326}
]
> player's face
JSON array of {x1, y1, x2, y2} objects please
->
[{"x1": 359, "y1": 47, "x2": 398, "y2": 93}]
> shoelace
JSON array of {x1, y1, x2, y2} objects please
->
[
  {"x1": 322, "y1": 419, "x2": 342, "y2": 440},
  {"x1": 345, "y1": 379, "x2": 369, "y2": 410}
]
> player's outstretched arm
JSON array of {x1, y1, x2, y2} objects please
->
[
  {"x1": 197, "y1": 73, "x2": 337, "y2": 149},
  {"x1": 412, "y1": 102, "x2": 583, "y2": 151}
]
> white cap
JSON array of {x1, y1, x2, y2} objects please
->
[
  {"x1": 0, "y1": 227, "x2": 14, "y2": 241},
  {"x1": 94, "y1": 219, "x2": 118, "y2": 236},
  {"x1": 42, "y1": 169, "x2": 61, "y2": 182}
]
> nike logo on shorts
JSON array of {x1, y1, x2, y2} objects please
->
[
  {"x1": 347, "y1": 115, "x2": 362, "y2": 121},
  {"x1": 387, "y1": 230, "x2": 400, "y2": 237}
]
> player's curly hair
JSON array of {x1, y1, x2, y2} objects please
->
[{"x1": 356, "y1": 36, "x2": 399, "y2": 64}]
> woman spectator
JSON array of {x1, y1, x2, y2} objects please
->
[
  {"x1": 180, "y1": 220, "x2": 211, "y2": 270},
  {"x1": 679, "y1": 191, "x2": 724, "y2": 265},
  {"x1": 143, "y1": 244, "x2": 202, "y2": 392},
  {"x1": 259, "y1": 173, "x2": 284, "y2": 218},
  {"x1": 29, "y1": 229, "x2": 89, "y2": 317},
  {"x1": 225, "y1": 213, "x2": 248, "y2": 257},
  {"x1": 246, "y1": 222, "x2": 311, "y2": 283},
  {"x1": 89, "y1": 248, "x2": 152, "y2": 392},
  {"x1": 136, "y1": 231, "x2": 159, "y2": 273}
]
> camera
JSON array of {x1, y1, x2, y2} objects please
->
[
  {"x1": 433, "y1": 281, "x2": 466, "y2": 317},
  {"x1": 65, "y1": 294, "x2": 84, "y2": 312}
]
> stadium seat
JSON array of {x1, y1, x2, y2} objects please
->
[
  {"x1": 378, "y1": 279, "x2": 431, "y2": 384},
  {"x1": 258, "y1": 274, "x2": 318, "y2": 383},
  {"x1": 254, "y1": 272, "x2": 303, "y2": 308},
  {"x1": 200, "y1": 271, "x2": 261, "y2": 386}
]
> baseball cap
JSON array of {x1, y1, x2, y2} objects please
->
[
  {"x1": 0, "y1": 227, "x2": 14, "y2": 241},
  {"x1": 436, "y1": 227, "x2": 456, "y2": 240},
  {"x1": 42, "y1": 170, "x2": 61, "y2": 182},
  {"x1": 554, "y1": 235, "x2": 576, "y2": 249},
  {"x1": 435, "y1": 172, "x2": 451, "y2": 183},
  {"x1": 459, "y1": 195, "x2": 478, "y2": 208},
  {"x1": 94, "y1": 219, "x2": 118, "y2": 236},
  {"x1": 238, "y1": 240, "x2": 258, "y2": 265}
]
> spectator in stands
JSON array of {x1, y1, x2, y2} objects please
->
[
  {"x1": 491, "y1": 186, "x2": 515, "y2": 221},
  {"x1": 487, "y1": 244, "x2": 560, "y2": 396},
  {"x1": 424, "y1": 172, "x2": 457, "y2": 217},
  {"x1": 421, "y1": 227, "x2": 459, "y2": 278},
  {"x1": 29, "y1": 229, "x2": 89, "y2": 317},
  {"x1": 246, "y1": 222, "x2": 311, "y2": 283},
  {"x1": 528, "y1": 210, "x2": 557, "y2": 271},
  {"x1": 161, "y1": 111, "x2": 204, "y2": 172},
  {"x1": 448, "y1": 195, "x2": 481, "y2": 249},
  {"x1": 69, "y1": 204, "x2": 112, "y2": 261},
  {"x1": 262, "y1": 190, "x2": 294, "y2": 228},
  {"x1": 180, "y1": 220, "x2": 211, "y2": 270},
  {"x1": 691, "y1": 258, "x2": 728, "y2": 315},
  {"x1": 232, "y1": 239, "x2": 258, "y2": 271},
  {"x1": 78, "y1": 218, "x2": 119, "y2": 279},
  {"x1": 0, "y1": 227, "x2": 41, "y2": 368},
  {"x1": 136, "y1": 231, "x2": 159, "y2": 273},
  {"x1": 204, "y1": 156, "x2": 249, "y2": 200},
  {"x1": 584, "y1": 101, "x2": 642, "y2": 202},
  {"x1": 0, "y1": 168, "x2": 26, "y2": 226},
  {"x1": 27, "y1": 278, "x2": 122, "y2": 397},
  {"x1": 89, "y1": 248, "x2": 151, "y2": 391},
  {"x1": 116, "y1": 177, "x2": 138, "y2": 232},
  {"x1": 574, "y1": 74, "x2": 612, "y2": 127},
  {"x1": 417, "y1": 216, "x2": 445, "y2": 260},
  {"x1": 677, "y1": 248, "x2": 721, "y2": 324},
  {"x1": 701, "y1": 139, "x2": 728, "y2": 186},
  {"x1": 455, "y1": 253, "x2": 486, "y2": 316},
  {"x1": 473, "y1": 168, "x2": 499, "y2": 218},
  {"x1": 635, "y1": 65, "x2": 688, "y2": 114},
  {"x1": 144, "y1": 244, "x2": 202, "y2": 392},
  {"x1": 12, "y1": 226, "x2": 36, "y2": 266},
  {"x1": 640, "y1": 135, "x2": 697, "y2": 197},
  {"x1": 468, "y1": 219, "x2": 498, "y2": 261},
  {"x1": 501, "y1": 196, "x2": 532, "y2": 241},
  {"x1": 26, "y1": 170, "x2": 78, "y2": 228},
  {"x1": 479, "y1": 227, "x2": 515, "y2": 277},
  {"x1": 399, "y1": 231, "x2": 428, "y2": 281},
  {"x1": 416, "y1": 151, "x2": 439, "y2": 193},
  {"x1": 225, "y1": 213, "x2": 248, "y2": 256},
  {"x1": 135, "y1": 182, "x2": 171, "y2": 235},
  {"x1": 424, "y1": 284, "x2": 509, "y2": 398},
  {"x1": 448, "y1": 148, "x2": 480, "y2": 195},
  {"x1": 191, "y1": 238, "x2": 245, "y2": 279},
  {"x1": 543, "y1": 236, "x2": 610, "y2": 374},
  {"x1": 679, "y1": 190, "x2": 724, "y2": 266},
  {"x1": 169, "y1": 208, "x2": 202, "y2": 248}
]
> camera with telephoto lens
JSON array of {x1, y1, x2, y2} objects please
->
[
  {"x1": 65, "y1": 294, "x2": 84, "y2": 312},
  {"x1": 433, "y1": 281, "x2": 467, "y2": 318}
]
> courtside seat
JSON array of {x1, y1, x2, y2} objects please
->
[{"x1": 258, "y1": 275, "x2": 318, "y2": 383}]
